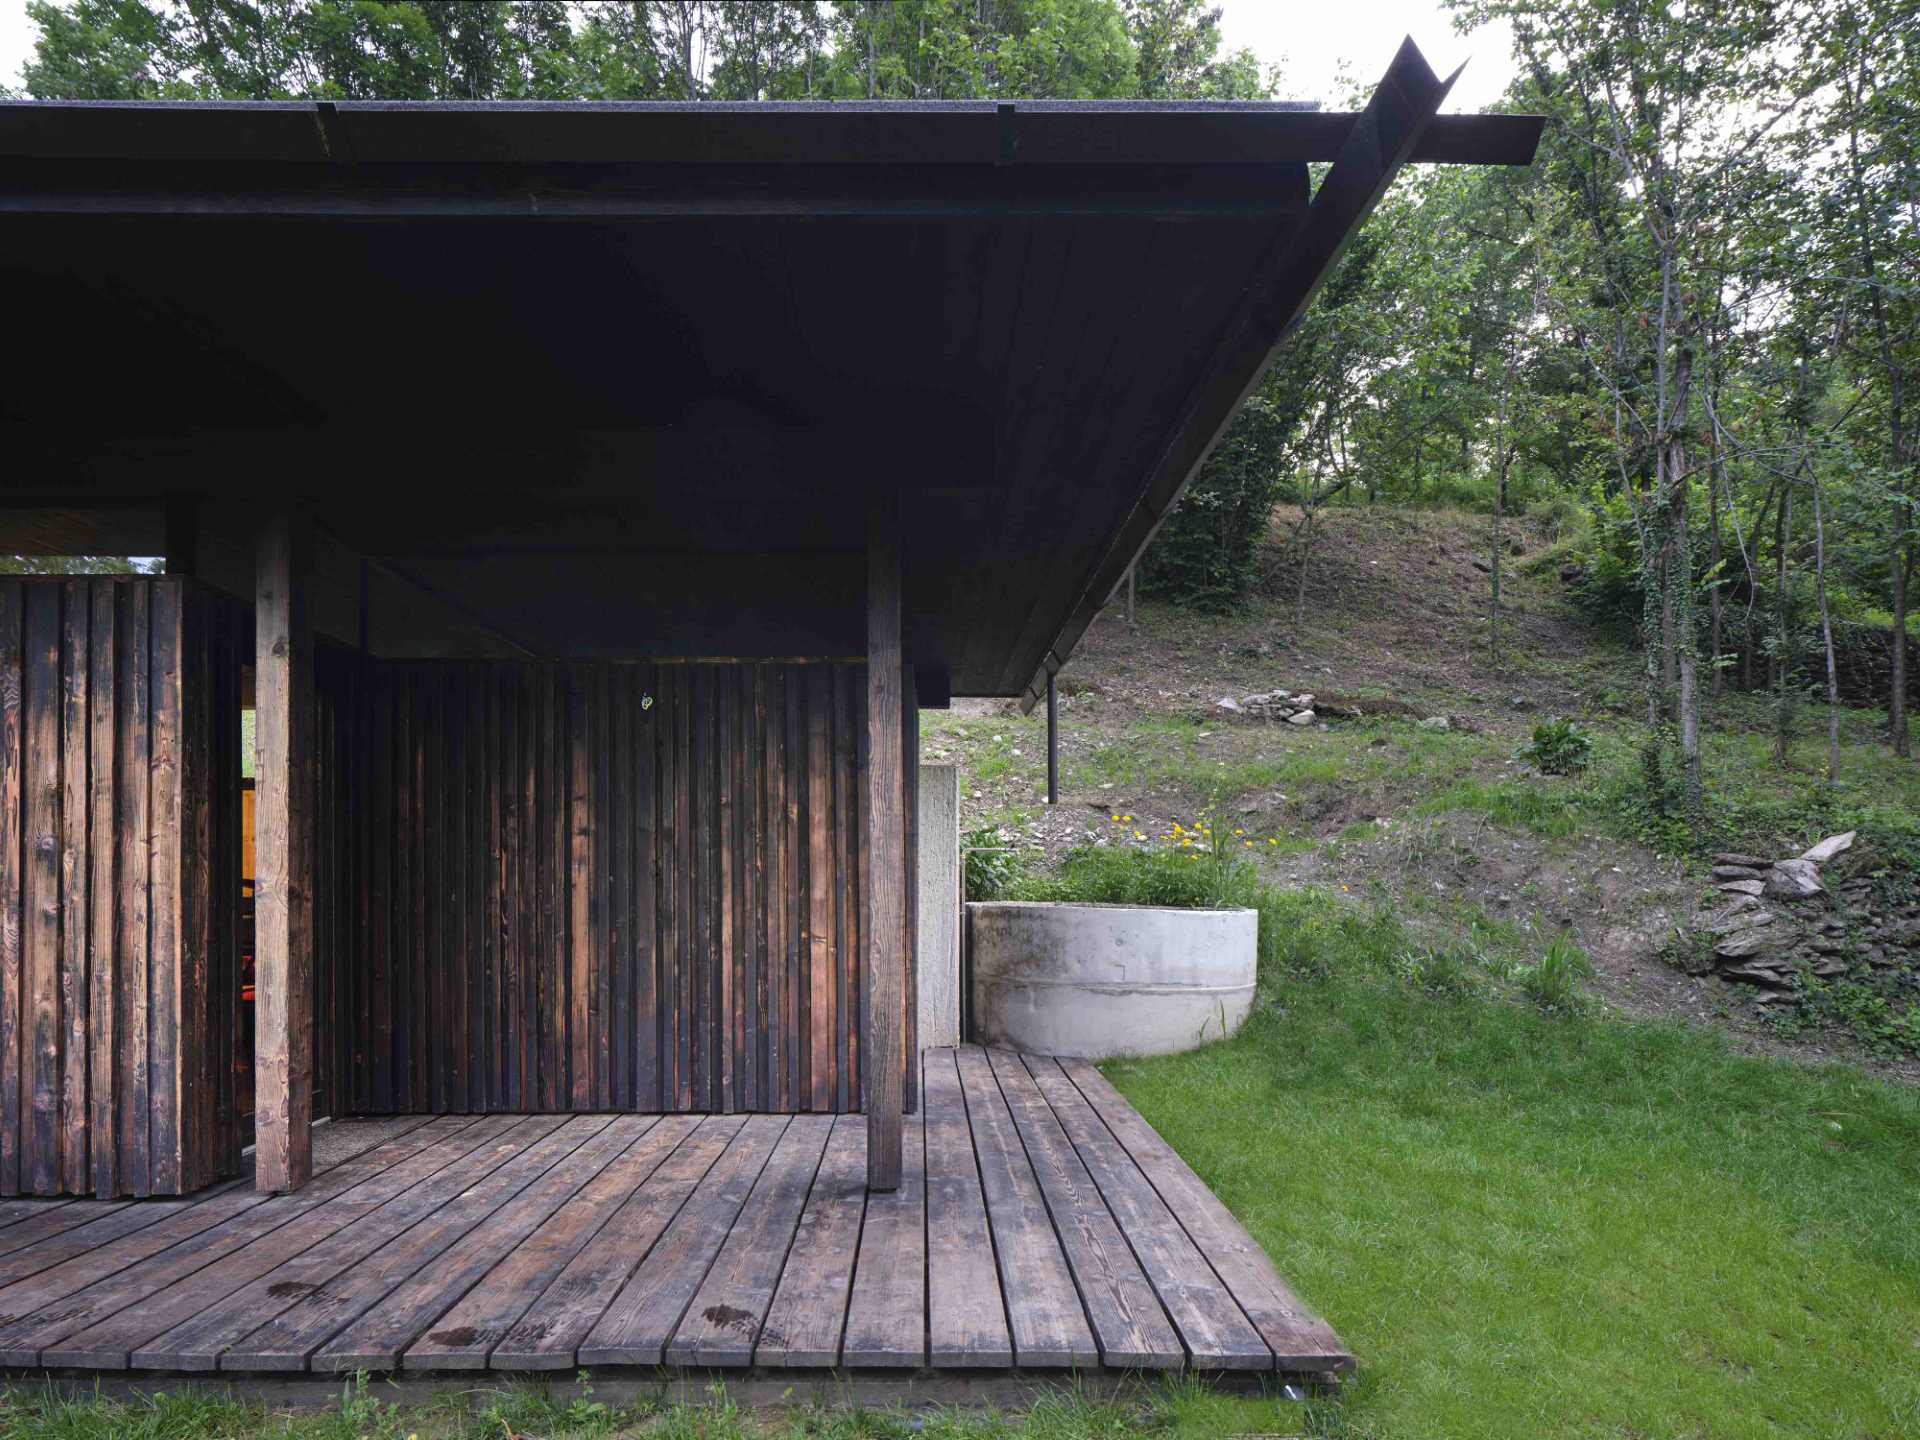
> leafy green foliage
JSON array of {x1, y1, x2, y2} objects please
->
[
  {"x1": 1009, "y1": 838, "x2": 1259, "y2": 909},
  {"x1": 1137, "y1": 386, "x2": 1294, "y2": 612},
  {"x1": 961, "y1": 823, "x2": 1029, "y2": 902},
  {"x1": 1514, "y1": 930, "x2": 1595, "y2": 1012},
  {"x1": 1521, "y1": 718, "x2": 1592, "y2": 774}
]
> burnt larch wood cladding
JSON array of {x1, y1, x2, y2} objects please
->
[
  {"x1": 316, "y1": 659, "x2": 917, "y2": 1120},
  {"x1": 0, "y1": 578, "x2": 245, "y2": 1199}
]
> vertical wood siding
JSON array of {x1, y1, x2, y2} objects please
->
[
  {"x1": 0, "y1": 578, "x2": 245, "y2": 1198},
  {"x1": 316, "y1": 659, "x2": 915, "y2": 1117}
]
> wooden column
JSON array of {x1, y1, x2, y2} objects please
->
[
  {"x1": 255, "y1": 512, "x2": 313, "y2": 1192},
  {"x1": 865, "y1": 501, "x2": 905, "y2": 1191}
]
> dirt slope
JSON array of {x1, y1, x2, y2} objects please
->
[{"x1": 926, "y1": 507, "x2": 1918, "y2": 1083}]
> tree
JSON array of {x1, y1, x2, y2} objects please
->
[{"x1": 1812, "y1": 0, "x2": 1917, "y2": 755}]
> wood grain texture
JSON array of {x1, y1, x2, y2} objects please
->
[
  {"x1": 755, "y1": 1112, "x2": 864, "y2": 1367},
  {"x1": 34, "y1": 1116, "x2": 499, "y2": 1369},
  {"x1": 221, "y1": 1115, "x2": 608, "y2": 1371},
  {"x1": 924, "y1": 1049, "x2": 1011, "y2": 1367},
  {"x1": 954, "y1": 1045, "x2": 1096, "y2": 1368},
  {"x1": 664, "y1": 1112, "x2": 830, "y2": 1366},
  {"x1": 0, "y1": 1059, "x2": 1348, "y2": 1378},
  {"x1": 1024, "y1": 1055, "x2": 1270, "y2": 1368},
  {"x1": 310, "y1": 661, "x2": 882, "y2": 1119},
  {"x1": 399, "y1": 1113, "x2": 696, "y2": 1371},
  {"x1": 865, "y1": 502, "x2": 905, "y2": 1190},
  {"x1": 987, "y1": 1047, "x2": 1181, "y2": 1369},
  {"x1": 491, "y1": 1113, "x2": 745, "y2": 1370},
  {"x1": 576, "y1": 1113, "x2": 787, "y2": 1367},
  {"x1": 311, "y1": 1114, "x2": 650, "y2": 1372},
  {"x1": 132, "y1": 1116, "x2": 558, "y2": 1371},
  {"x1": 255, "y1": 517, "x2": 314, "y2": 1192},
  {"x1": 0, "y1": 583, "x2": 23, "y2": 1197},
  {"x1": 0, "y1": 579, "x2": 241, "y2": 1199},
  {"x1": 840, "y1": 1110, "x2": 924, "y2": 1365}
]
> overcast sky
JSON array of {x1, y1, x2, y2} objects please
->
[{"x1": 0, "y1": 0, "x2": 1517, "y2": 110}]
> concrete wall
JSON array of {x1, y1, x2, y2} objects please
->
[
  {"x1": 917, "y1": 763, "x2": 961, "y2": 1049},
  {"x1": 969, "y1": 902, "x2": 1256, "y2": 1059}
]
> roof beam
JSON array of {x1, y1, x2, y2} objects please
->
[
  {"x1": 1017, "y1": 36, "x2": 1468, "y2": 712},
  {"x1": 0, "y1": 100, "x2": 1539, "y2": 171}
]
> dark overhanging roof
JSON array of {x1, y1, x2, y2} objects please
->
[
  {"x1": 0, "y1": 39, "x2": 1542, "y2": 703},
  {"x1": 0, "y1": 95, "x2": 1539, "y2": 169}
]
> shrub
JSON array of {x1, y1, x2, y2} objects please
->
[
  {"x1": 1137, "y1": 401, "x2": 1288, "y2": 613},
  {"x1": 1401, "y1": 943, "x2": 1489, "y2": 998},
  {"x1": 1516, "y1": 931, "x2": 1595, "y2": 1012},
  {"x1": 1009, "y1": 838, "x2": 1313, "y2": 977},
  {"x1": 962, "y1": 825, "x2": 1029, "y2": 901},
  {"x1": 1522, "y1": 718, "x2": 1592, "y2": 775},
  {"x1": 1010, "y1": 841, "x2": 1262, "y2": 912}
]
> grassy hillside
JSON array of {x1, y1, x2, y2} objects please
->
[{"x1": 931, "y1": 506, "x2": 1920, "y2": 1078}]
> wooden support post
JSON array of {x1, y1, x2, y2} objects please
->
[
  {"x1": 1046, "y1": 672, "x2": 1058, "y2": 805},
  {"x1": 255, "y1": 512, "x2": 313, "y2": 1193},
  {"x1": 866, "y1": 500, "x2": 905, "y2": 1192}
]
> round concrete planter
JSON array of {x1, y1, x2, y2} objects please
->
[{"x1": 968, "y1": 901, "x2": 1257, "y2": 1059}]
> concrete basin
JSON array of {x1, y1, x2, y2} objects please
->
[{"x1": 968, "y1": 901, "x2": 1257, "y2": 1059}]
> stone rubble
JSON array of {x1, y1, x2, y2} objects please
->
[
  {"x1": 1688, "y1": 832, "x2": 1919, "y2": 1003},
  {"x1": 1214, "y1": 688, "x2": 1319, "y2": 725}
]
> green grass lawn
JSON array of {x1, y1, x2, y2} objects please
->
[{"x1": 1106, "y1": 894, "x2": 1920, "y2": 1440}]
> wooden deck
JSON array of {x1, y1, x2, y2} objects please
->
[{"x1": 0, "y1": 1048, "x2": 1349, "y2": 1379}]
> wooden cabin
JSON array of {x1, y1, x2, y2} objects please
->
[{"x1": 0, "y1": 48, "x2": 1538, "y2": 1378}]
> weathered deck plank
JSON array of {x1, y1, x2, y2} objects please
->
[
  {"x1": 491, "y1": 1114, "x2": 746, "y2": 1370},
  {"x1": 0, "y1": 1201, "x2": 131, "y2": 1262},
  {"x1": 1059, "y1": 1057, "x2": 1352, "y2": 1371},
  {"x1": 1025, "y1": 1056, "x2": 1271, "y2": 1369},
  {"x1": 577, "y1": 1114, "x2": 788, "y2": 1367},
  {"x1": 754, "y1": 1113, "x2": 865, "y2": 1367},
  {"x1": 44, "y1": 1116, "x2": 514, "y2": 1369},
  {"x1": 0, "y1": 1058, "x2": 1347, "y2": 1380},
  {"x1": 0, "y1": 1181, "x2": 247, "y2": 1293},
  {"x1": 665, "y1": 1113, "x2": 830, "y2": 1366},
  {"x1": 954, "y1": 1046, "x2": 1096, "y2": 1368},
  {"x1": 25, "y1": 1116, "x2": 489, "y2": 1368},
  {"x1": 307, "y1": 1113, "x2": 648, "y2": 1374},
  {"x1": 400, "y1": 1115, "x2": 699, "y2": 1370},
  {"x1": 987, "y1": 1047, "x2": 1182, "y2": 1370},
  {"x1": 130, "y1": 1117, "x2": 559, "y2": 1371},
  {"x1": 220, "y1": 1116, "x2": 608, "y2": 1371},
  {"x1": 314, "y1": 1116, "x2": 652, "y2": 1372},
  {"x1": 840, "y1": 1117, "x2": 925, "y2": 1367},
  {"x1": 924, "y1": 1048, "x2": 1012, "y2": 1368}
]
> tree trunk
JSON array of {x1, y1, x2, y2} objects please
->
[
  {"x1": 1490, "y1": 353, "x2": 1513, "y2": 675},
  {"x1": 1707, "y1": 416, "x2": 1724, "y2": 698},
  {"x1": 1774, "y1": 484, "x2": 1793, "y2": 767},
  {"x1": 1810, "y1": 458, "x2": 1841, "y2": 786},
  {"x1": 1662, "y1": 338, "x2": 1700, "y2": 821},
  {"x1": 1294, "y1": 504, "x2": 1315, "y2": 635},
  {"x1": 1841, "y1": 51, "x2": 1911, "y2": 758}
]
